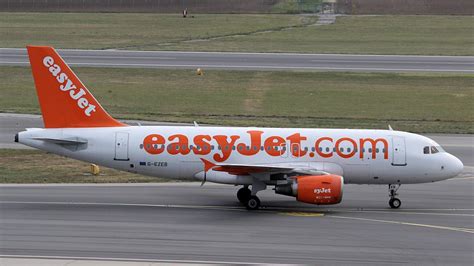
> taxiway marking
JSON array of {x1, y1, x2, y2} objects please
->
[{"x1": 329, "y1": 215, "x2": 474, "y2": 234}]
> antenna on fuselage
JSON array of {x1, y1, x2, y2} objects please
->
[
  {"x1": 194, "y1": 121, "x2": 199, "y2": 127},
  {"x1": 388, "y1": 124, "x2": 393, "y2": 131}
]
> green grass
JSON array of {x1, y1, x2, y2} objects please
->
[
  {"x1": 0, "y1": 13, "x2": 312, "y2": 50},
  {"x1": 1, "y1": 66, "x2": 472, "y2": 133},
  {"x1": 0, "y1": 149, "x2": 169, "y2": 183},
  {"x1": 0, "y1": 13, "x2": 473, "y2": 55},
  {"x1": 167, "y1": 16, "x2": 474, "y2": 55}
]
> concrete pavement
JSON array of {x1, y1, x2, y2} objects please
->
[{"x1": 1, "y1": 48, "x2": 473, "y2": 72}]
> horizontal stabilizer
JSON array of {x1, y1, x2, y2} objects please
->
[{"x1": 32, "y1": 137, "x2": 88, "y2": 145}]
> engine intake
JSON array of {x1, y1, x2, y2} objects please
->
[{"x1": 275, "y1": 174, "x2": 344, "y2": 205}]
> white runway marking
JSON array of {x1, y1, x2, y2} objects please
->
[
  {"x1": 0, "y1": 201, "x2": 247, "y2": 212},
  {"x1": 329, "y1": 210, "x2": 474, "y2": 217},
  {"x1": 3, "y1": 200, "x2": 473, "y2": 217},
  {"x1": 1, "y1": 61, "x2": 472, "y2": 72},
  {"x1": 0, "y1": 255, "x2": 259, "y2": 265},
  {"x1": 329, "y1": 215, "x2": 474, "y2": 234}
]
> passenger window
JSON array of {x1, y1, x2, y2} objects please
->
[
  {"x1": 340, "y1": 147, "x2": 344, "y2": 152},
  {"x1": 347, "y1": 147, "x2": 351, "y2": 153},
  {"x1": 326, "y1": 147, "x2": 330, "y2": 152},
  {"x1": 423, "y1": 146, "x2": 430, "y2": 154},
  {"x1": 368, "y1": 148, "x2": 372, "y2": 153},
  {"x1": 431, "y1": 146, "x2": 439, "y2": 154},
  {"x1": 376, "y1": 148, "x2": 379, "y2": 153}
]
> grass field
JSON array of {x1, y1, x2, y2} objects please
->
[
  {"x1": 1, "y1": 66, "x2": 472, "y2": 133},
  {"x1": 1, "y1": 13, "x2": 473, "y2": 55},
  {"x1": 0, "y1": 149, "x2": 167, "y2": 183}
]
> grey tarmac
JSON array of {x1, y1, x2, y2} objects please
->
[
  {"x1": 0, "y1": 179, "x2": 473, "y2": 265},
  {"x1": 1, "y1": 48, "x2": 473, "y2": 73}
]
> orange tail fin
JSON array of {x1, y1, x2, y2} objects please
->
[{"x1": 27, "y1": 46, "x2": 126, "y2": 128}]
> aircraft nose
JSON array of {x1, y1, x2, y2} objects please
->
[{"x1": 449, "y1": 154, "x2": 464, "y2": 177}]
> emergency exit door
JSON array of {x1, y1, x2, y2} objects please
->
[{"x1": 114, "y1": 132, "x2": 129, "y2": 161}]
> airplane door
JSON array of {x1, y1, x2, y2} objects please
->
[
  {"x1": 392, "y1": 136, "x2": 406, "y2": 166},
  {"x1": 114, "y1": 132, "x2": 129, "y2": 161}
]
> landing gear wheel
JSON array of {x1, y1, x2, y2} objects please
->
[
  {"x1": 246, "y1": 196, "x2": 261, "y2": 210},
  {"x1": 237, "y1": 187, "x2": 251, "y2": 204},
  {"x1": 389, "y1": 198, "x2": 401, "y2": 209}
]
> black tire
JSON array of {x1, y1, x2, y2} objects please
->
[
  {"x1": 237, "y1": 187, "x2": 251, "y2": 204},
  {"x1": 246, "y1": 196, "x2": 260, "y2": 210},
  {"x1": 389, "y1": 198, "x2": 401, "y2": 209}
]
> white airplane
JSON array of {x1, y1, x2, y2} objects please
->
[{"x1": 16, "y1": 46, "x2": 464, "y2": 210}]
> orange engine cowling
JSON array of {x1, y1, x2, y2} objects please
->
[{"x1": 275, "y1": 175, "x2": 344, "y2": 205}]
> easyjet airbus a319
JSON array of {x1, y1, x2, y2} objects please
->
[{"x1": 16, "y1": 46, "x2": 464, "y2": 210}]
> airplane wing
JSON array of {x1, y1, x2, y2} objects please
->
[{"x1": 200, "y1": 158, "x2": 329, "y2": 176}]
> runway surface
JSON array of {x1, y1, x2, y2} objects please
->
[
  {"x1": 1, "y1": 48, "x2": 473, "y2": 73},
  {"x1": 0, "y1": 180, "x2": 473, "y2": 265},
  {"x1": 1, "y1": 113, "x2": 473, "y2": 264}
]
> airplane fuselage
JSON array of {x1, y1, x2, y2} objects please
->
[{"x1": 18, "y1": 126, "x2": 463, "y2": 185}]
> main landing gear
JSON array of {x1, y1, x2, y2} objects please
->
[
  {"x1": 388, "y1": 184, "x2": 401, "y2": 209},
  {"x1": 237, "y1": 186, "x2": 251, "y2": 204},
  {"x1": 237, "y1": 180, "x2": 266, "y2": 210}
]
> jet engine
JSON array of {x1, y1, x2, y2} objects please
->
[{"x1": 275, "y1": 174, "x2": 344, "y2": 205}]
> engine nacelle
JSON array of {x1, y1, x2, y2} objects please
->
[{"x1": 275, "y1": 175, "x2": 344, "y2": 205}]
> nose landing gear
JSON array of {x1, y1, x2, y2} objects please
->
[{"x1": 388, "y1": 184, "x2": 401, "y2": 209}]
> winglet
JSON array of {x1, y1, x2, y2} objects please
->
[{"x1": 27, "y1": 46, "x2": 126, "y2": 128}]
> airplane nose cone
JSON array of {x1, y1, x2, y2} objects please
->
[{"x1": 450, "y1": 155, "x2": 464, "y2": 177}]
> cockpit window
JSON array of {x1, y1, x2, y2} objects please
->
[
  {"x1": 423, "y1": 146, "x2": 430, "y2": 154},
  {"x1": 431, "y1": 146, "x2": 439, "y2": 154}
]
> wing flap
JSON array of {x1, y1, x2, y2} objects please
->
[{"x1": 201, "y1": 159, "x2": 328, "y2": 176}]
